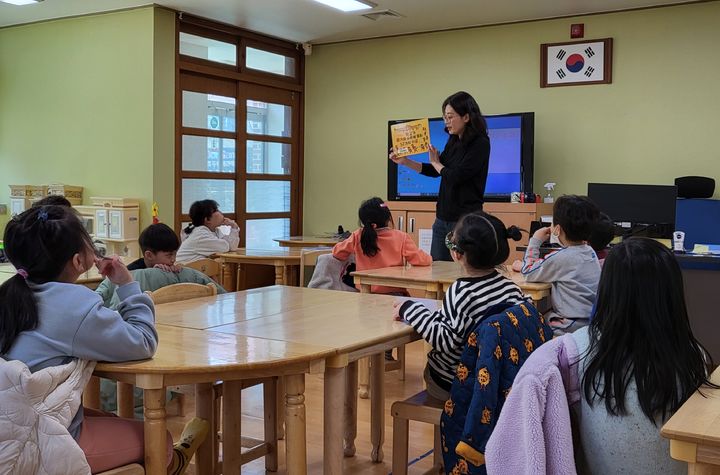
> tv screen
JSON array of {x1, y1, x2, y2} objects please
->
[{"x1": 387, "y1": 112, "x2": 534, "y2": 202}]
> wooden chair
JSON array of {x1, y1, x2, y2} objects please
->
[
  {"x1": 97, "y1": 464, "x2": 144, "y2": 475},
  {"x1": 184, "y1": 258, "x2": 223, "y2": 285},
  {"x1": 299, "y1": 247, "x2": 333, "y2": 287},
  {"x1": 145, "y1": 282, "x2": 217, "y2": 304},
  {"x1": 391, "y1": 390, "x2": 445, "y2": 475},
  {"x1": 145, "y1": 281, "x2": 280, "y2": 472}
]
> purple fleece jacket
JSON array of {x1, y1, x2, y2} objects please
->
[{"x1": 485, "y1": 334, "x2": 580, "y2": 475}]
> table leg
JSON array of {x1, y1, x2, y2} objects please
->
[
  {"x1": 285, "y1": 374, "x2": 307, "y2": 475},
  {"x1": 344, "y1": 361, "x2": 358, "y2": 457},
  {"x1": 223, "y1": 262, "x2": 236, "y2": 291},
  {"x1": 222, "y1": 380, "x2": 243, "y2": 473},
  {"x1": 275, "y1": 265, "x2": 284, "y2": 285},
  {"x1": 358, "y1": 358, "x2": 370, "y2": 399},
  {"x1": 263, "y1": 378, "x2": 279, "y2": 471},
  {"x1": 83, "y1": 376, "x2": 100, "y2": 409},
  {"x1": 194, "y1": 383, "x2": 215, "y2": 475},
  {"x1": 277, "y1": 376, "x2": 286, "y2": 440},
  {"x1": 324, "y1": 365, "x2": 346, "y2": 474},
  {"x1": 688, "y1": 463, "x2": 720, "y2": 474},
  {"x1": 117, "y1": 382, "x2": 135, "y2": 418},
  {"x1": 370, "y1": 353, "x2": 385, "y2": 463},
  {"x1": 143, "y1": 388, "x2": 167, "y2": 475}
]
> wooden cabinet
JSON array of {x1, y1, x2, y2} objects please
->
[{"x1": 387, "y1": 201, "x2": 554, "y2": 263}]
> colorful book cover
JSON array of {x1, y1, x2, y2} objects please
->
[{"x1": 391, "y1": 118, "x2": 430, "y2": 157}]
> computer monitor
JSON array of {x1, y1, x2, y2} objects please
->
[{"x1": 587, "y1": 183, "x2": 677, "y2": 238}]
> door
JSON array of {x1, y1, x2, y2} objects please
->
[
  {"x1": 95, "y1": 210, "x2": 108, "y2": 238},
  {"x1": 407, "y1": 211, "x2": 436, "y2": 251},
  {"x1": 108, "y1": 210, "x2": 123, "y2": 239},
  {"x1": 240, "y1": 83, "x2": 300, "y2": 249}
]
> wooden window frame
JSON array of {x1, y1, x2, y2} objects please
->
[{"x1": 175, "y1": 15, "x2": 304, "y2": 246}]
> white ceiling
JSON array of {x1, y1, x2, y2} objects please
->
[{"x1": 0, "y1": 0, "x2": 696, "y2": 44}]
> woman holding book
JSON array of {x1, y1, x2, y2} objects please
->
[{"x1": 389, "y1": 91, "x2": 491, "y2": 261}]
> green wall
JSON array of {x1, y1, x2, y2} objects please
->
[
  {"x1": 304, "y1": 2, "x2": 720, "y2": 234},
  {"x1": 0, "y1": 7, "x2": 175, "y2": 233}
]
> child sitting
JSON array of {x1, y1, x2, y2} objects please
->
[
  {"x1": 0, "y1": 205, "x2": 207, "y2": 474},
  {"x1": 176, "y1": 199, "x2": 239, "y2": 264},
  {"x1": 394, "y1": 211, "x2": 526, "y2": 400},
  {"x1": 332, "y1": 196, "x2": 432, "y2": 295},
  {"x1": 588, "y1": 212, "x2": 615, "y2": 266},
  {"x1": 521, "y1": 194, "x2": 601, "y2": 335},
  {"x1": 96, "y1": 223, "x2": 225, "y2": 309},
  {"x1": 127, "y1": 223, "x2": 182, "y2": 271}
]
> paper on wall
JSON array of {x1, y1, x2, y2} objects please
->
[{"x1": 418, "y1": 228, "x2": 432, "y2": 255}]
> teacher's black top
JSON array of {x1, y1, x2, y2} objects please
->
[{"x1": 420, "y1": 133, "x2": 491, "y2": 222}]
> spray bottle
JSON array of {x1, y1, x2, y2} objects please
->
[{"x1": 543, "y1": 183, "x2": 556, "y2": 203}]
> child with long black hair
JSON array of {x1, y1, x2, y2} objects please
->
[
  {"x1": 394, "y1": 211, "x2": 526, "y2": 400},
  {"x1": 332, "y1": 196, "x2": 432, "y2": 295},
  {"x1": 0, "y1": 205, "x2": 206, "y2": 474},
  {"x1": 573, "y1": 237, "x2": 715, "y2": 473}
]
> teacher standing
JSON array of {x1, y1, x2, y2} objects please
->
[{"x1": 390, "y1": 91, "x2": 491, "y2": 261}]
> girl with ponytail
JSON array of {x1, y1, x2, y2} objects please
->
[
  {"x1": 394, "y1": 211, "x2": 527, "y2": 400},
  {"x1": 332, "y1": 196, "x2": 432, "y2": 295}
]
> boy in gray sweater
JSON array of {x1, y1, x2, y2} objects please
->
[{"x1": 521, "y1": 195, "x2": 601, "y2": 334}]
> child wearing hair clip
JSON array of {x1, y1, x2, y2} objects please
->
[
  {"x1": 0, "y1": 205, "x2": 207, "y2": 474},
  {"x1": 393, "y1": 211, "x2": 526, "y2": 400},
  {"x1": 333, "y1": 196, "x2": 432, "y2": 295}
]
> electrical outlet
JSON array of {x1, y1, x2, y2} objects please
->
[{"x1": 0, "y1": 204, "x2": 7, "y2": 215}]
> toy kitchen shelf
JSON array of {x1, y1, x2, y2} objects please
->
[{"x1": 75, "y1": 197, "x2": 140, "y2": 258}]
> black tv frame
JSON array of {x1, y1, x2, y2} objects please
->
[{"x1": 387, "y1": 112, "x2": 535, "y2": 202}]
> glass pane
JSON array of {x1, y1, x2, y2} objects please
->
[
  {"x1": 182, "y1": 136, "x2": 236, "y2": 173},
  {"x1": 247, "y1": 100, "x2": 291, "y2": 137},
  {"x1": 182, "y1": 91, "x2": 236, "y2": 132},
  {"x1": 247, "y1": 181, "x2": 291, "y2": 213},
  {"x1": 180, "y1": 33, "x2": 236, "y2": 66},
  {"x1": 246, "y1": 218, "x2": 290, "y2": 250},
  {"x1": 182, "y1": 179, "x2": 235, "y2": 214},
  {"x1": 246, "y1": 141, "x2": 290, "y2": 174},
  {"x1": 246, "y1": 47, "x2": 295, "y2": 77}
]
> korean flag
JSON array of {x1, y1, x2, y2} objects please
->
[{"x1": 546, "y1": 41, "x2": 606, "y2": 85}]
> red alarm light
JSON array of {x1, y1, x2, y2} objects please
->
[{"x1": 570, "y1": 23, "x2": 584, "y2": 39}]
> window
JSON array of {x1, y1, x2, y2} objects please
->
[{"x1": 176, "y1": 19, "x2": 303, "y2": 249}]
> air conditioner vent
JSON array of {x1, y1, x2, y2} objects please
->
[{"x1": 361, "y1": 9, "x2": 404, "y2": 21}]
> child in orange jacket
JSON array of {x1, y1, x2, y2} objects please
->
[{"x1": 333, "y1": 197, "x2": 432, "y2": 295}]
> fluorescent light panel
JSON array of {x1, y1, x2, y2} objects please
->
[
  {"x1": 312, "y1": 0, "x2": 374, "y2": 12},
  {"x1": 0, "y1": 0, "x2": 43, "y2": 5}
]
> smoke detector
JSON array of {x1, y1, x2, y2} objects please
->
[{"x1": 361, "y1": 9, "x2": 404, "y2": 20}]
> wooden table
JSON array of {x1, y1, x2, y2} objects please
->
[
  {"x1": 274, "y1": 235, "x2": 341, "y2": 247},
  {"x1": 215, "y1": 248, "x2": 303, "y2": 290},
  {"x1": 187, "y1": 286, "x2": 424, "y2": 473},
  {"x1": 95, "y1": 323, "x2": 334, "y2": 475},
  {"x1": 661, "y1": 368, "x2": 720, "y2": 474},
  {"x1": 352, "y1": 261, "x2": 551, "y2": 302}
]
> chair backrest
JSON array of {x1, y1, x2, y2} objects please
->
[
  {"x1": 184, "y1": 258, "x2": 222, "y2": 284},
  {"x1": 299, "y1": 247, "x2": 333, "y2": 287},
  {"x1": 145, "y1": 282, "x2": 217, "y2": 305}
]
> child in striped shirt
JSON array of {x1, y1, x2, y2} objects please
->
[{"x1": 394, "y1": 211, "x2": 527, "y2": 400}]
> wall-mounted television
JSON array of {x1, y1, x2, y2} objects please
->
[{"x1": 387, "y1": 112, "x2": 534, "y2": 202}]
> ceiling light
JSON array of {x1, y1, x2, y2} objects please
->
[
  {"x1": 311, "y1": 0, "x2": 375, "y2": 12},
  {"x1": 0, "y1": 0, "x2": 44, "y2": 5}
]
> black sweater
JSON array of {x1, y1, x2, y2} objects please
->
[{"x1": 420, "y1": 133, "x2": 490, "y2": 222}]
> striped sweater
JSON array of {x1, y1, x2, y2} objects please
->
[{"x1": 399, "y1": 271, "x2": 526, "y2": 389}]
